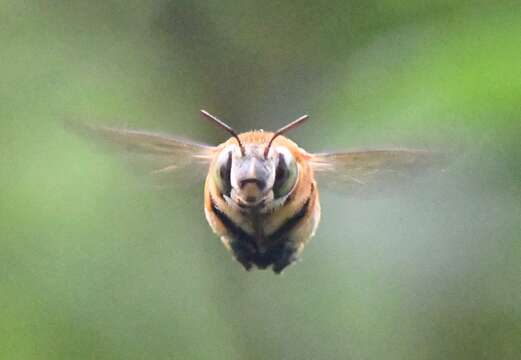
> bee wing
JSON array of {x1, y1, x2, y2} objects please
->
[
  {"x1": 67, "y1": 122, "x2": 216, "y2": 184},
  {"x1": 310, "y1": 148, "x2": 447, "y2": 195}
]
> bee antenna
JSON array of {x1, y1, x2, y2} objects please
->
[
  {"x1": 200, "y1": 110, "x2": 245, "y2": 155},
  {"x1": 264, "y1": 115, "x2": 309, "y2": 158}
]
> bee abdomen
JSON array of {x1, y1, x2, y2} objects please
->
[{"x1": 207, "y1": 182, "x2": 318, "y2": 273}]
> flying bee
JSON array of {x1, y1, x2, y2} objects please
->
[{"x1": 70, "y1": 111, "x2": 443, "y2": 273}]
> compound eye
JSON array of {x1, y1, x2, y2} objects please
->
[
  {"x1": 273, "y1": 150, "x2": 298, "y2": 198},
  {"x1": 214, "y1": 150, "x2": 232, "y2": 196}
]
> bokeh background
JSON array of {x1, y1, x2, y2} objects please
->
[{"x1": 2, "y1": 1, "x2": 520, "y2": 359}]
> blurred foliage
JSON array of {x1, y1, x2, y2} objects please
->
[{"x1": 1, "y1": 1, "x2": 520, "y2": 359}]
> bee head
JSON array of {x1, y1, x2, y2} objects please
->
[
  {"x1": 214, "y1": 143, "x2": 299, "y2": 209},
  {"x1": 201, "y1": 110, "x2": 308, "y2": 210}
]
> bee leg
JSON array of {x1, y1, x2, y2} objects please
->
[
  {"x1": 271, "y1": 243, "x2": 299, "y2": 274},
  {"x1": 235, "y1": 256, "x2": 253, "y2": 271},
  {"x1": 252, "y1": 251, "x2": 273, "y2": 269},
  {"x1": 228, "y1": 239, "x2": 256, "y2": 271}
]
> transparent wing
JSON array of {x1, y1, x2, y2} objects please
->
[
  {"x1": 67, "y1": 122, "x2": 216, "y2": 185},
  {"x1": 310, "y1": 148, "x2": 447, "y2": 195}
]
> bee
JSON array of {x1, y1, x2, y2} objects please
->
[{"x1": 70, "y1": 110, "x2": 442, "y2": 273}]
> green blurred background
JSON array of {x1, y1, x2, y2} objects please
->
[{"x1": 2, "y1": 1, "x2": 520, "y2": 359}]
